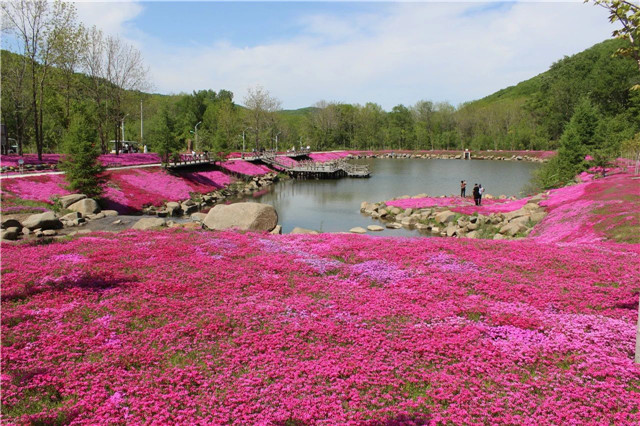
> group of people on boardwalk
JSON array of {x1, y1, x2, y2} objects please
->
[{"x1": 460, "y1": 180, "x2": 484, "y2": 206}]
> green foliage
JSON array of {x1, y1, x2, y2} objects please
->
[
  {"x1": 59, "y1": 105, "x2": 105, "y2": 198},
  {"x1": 148, "y1": 105, "x2": 181, "y2": 163}
]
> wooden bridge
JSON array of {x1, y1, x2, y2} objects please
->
[{"x1": 260, "y1": 154, "x2": 370, "y2": 179}]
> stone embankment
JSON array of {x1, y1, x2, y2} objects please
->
[
  {"x1": 348, "y1": 152, "x2": 548, "y2": 162},
  {"x1": 1, "y1": 173, "x2": 282, "y2": 240},
  {"x1": 1, "y1": 193, "x2": 119, "y2": 241},
  {"x1": 360, "y1": 193, "x2": 548, "y2": 240},
  {"x1": 141, "y1": 172, "x2": 279, "y2": 218}
]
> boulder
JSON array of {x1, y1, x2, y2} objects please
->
[
  {"x1": 42, "y1": 230, "x2": 57, "y2": 237},
  {"x1": 493, "y1": 233, "x2": 507, "y2": 240},
  {"x1": 270, "y1": 225, "x2": 282, "y2": 235},
  {"x1": 500, "y1": 223, "x2": 525, "y2": 236},
  {"x1": 367, "y1": 225, "x2": 384, "y2": 231},
  {"x1": 1, "y1": 218, "x2": 22, "y2": 229},
  {"x1": 102, "y1": 210, "x2": 118, "y2": 217},
  {"x1": 181, "y1": 202, "x2": 198, "y2": 215},
  {"x1": 131, "y1": 217, "x2": 166, "y2": 230},
  {"x1": 386, "y1": 222, "x2": 402, "y2": 229},
  {"x1": 22, "y1": 211, "x2": 63, "y2": 231},
  {"x1": 523, "y1": 202, "x2": 540, "y2": 211},
  {"x1": 401, "y1": 217, "x2": 417, "y2": 226},
  {"x1": 290, "y1": 227, "x2": 319, "y2": 235},
  {"x1": 509, "y1": 215, "x2": 531, "y2": 227},
  {"x1": 86, "y1": 212, "x2": 105, "y2": 220},
  {"x1": 502, "y1": 208, "x2": 529, "y2": 222},
  {"x1": 191, "y1": 212, "x2": 207, "y2": 222},
  {"x1": 360, "y1": 201, "x2": 369, "y2": 211},
  {"x1": 165, "y1": 202, "x2": 182, "y2": 216},
  {"x1": 390, "y1": 207, "x2": 402, "y2": 215},
  {"x1": 68, "y1": 198, "x2": 101, "y2": 215},
  {"x1": 59, "y1": 193, "x2": 86, "y2": 208},
  {"x1": 530, "y1": 212, "x2": 547, "y2": 223},
  {"x1": 466, "y1": 230, "x2": 479, "y2": 239},
  {"x1": 445, "y1": 224, "x2": 457, "y2": 237},
  {"x1": 349, "y1": 227, "x2": 367, "y2": 234},
  {"x1": 430, "y1": 226, "x2": 440, "y2": 234},
  {"x1": 61, "y1": 212, "x2": 82, "y2": 221},
  {"x1": 415, "y1": 223, "x2": 429, "y2": 230},
  {"x1": 203, "y1": 202, "x2": 278, "y2": 232},
  {"x1": 1, "y1": 227, "x2": 20, "y2": 241},
  {"x1": 435, "y1": 210, "x2": 456, "y2": 224}
]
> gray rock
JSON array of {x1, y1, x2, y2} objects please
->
[
  {"x1": 22, "y1": 227, "x2": 31, "y2": 235},
  {"x1": 61, "y1": 212, "x2": 82, "y2": 221},
  {"x1": 360, "y1": 201, "x2": 369, "y2": 211},
  {"x1": 42, "y1": 229, "x2": 57, "y2": 236},
  {"x1": 203, "y1": 202, "x2": 278, "y2": 232},
  {"x1": 493, "y1": 233, "x2": 506, "y2": 240},
  {"x1": 86, "y1": 212, "x2": 105, "y2": 220},
  {"x1": 523, "y1": 202, "x2": 540, "y2": 211},
  {"x1": 181, "y1": 202, "x2": 198, "y2": 215},
  {"x1": 390, "y1": 207, "x2": 402, "y2": 215},
  {"x1": 102, "y1": 210, "x2": 118, "y2": 217},
  {"x1": 446, "y1": 225, "x2": 457, "y2": 237},
  {"x1": 430, "y1": 226, "x2": 440, "y2": 234},
  {"x1": 290, "y1": 227, "x2": 319, "y2": 235},
  {"x1": 466, "y1": 230, "x2": 479, "y2": 239},
  {"x1": 112, "y1": 219, "x2": 123, "y2": 225},
  {"x1": 191, "y1": 212, "x2": 207, "y2": 222},
  {"x1": 367, "y1": 225, "x2": 384, "y2": 231},
  {"x1": 386, "y1": 222, "x2": 402, "y2": 229},
  {"x1": 270, "y1": 225, "x2": 282, "y2": 234},
  {"x1": 68, "y1": 198, "x2": 101, "y2": 215},
  {"x1": 59, "y1": 194, "x2": 86, "y2": 208},
  {"x1": 1, "y1": 227, "x2": 20, "y2": 240},
  {"x1": 467, "y1": 222, "x2": 478, "y2": 231},
  {"x1": 22, "y1": 211, "x2": 63, "y2": 231},
  {"x1": 509, "y1": 215, "x2": 532, "y2": 227},
  {"x1": 435, "y1": 210, "x2": 456, "y2": 224},
  {"x1": 349, "y1": 227, "x2": 367, "y2": 234},
  {"x1": 502, "y1": 208, "x2": 529, "y2": 222},
  {"x1": 131, "y1": 217, "x2": 166, "y2": 230},
  {"x1": 530, "y1": 212, "x2": 547, "y2": 223},
  {"x1": 500, "y1": 223, "x2": 525, "y2": 236},
  {"x1": 415, "y1": 223, "x2": 429, "y2": 230},
  {"x1": 1, "y1": 218, "x2": 22, "y2": 229}
]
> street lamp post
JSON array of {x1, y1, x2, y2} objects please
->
[
  {"x1": 194, "y1": 121, "x2": 202, "y2": 152},
  {"x1": 120, "y1": 114, "x2": 129, "y2": 154},
  {"x1": 274, "y1": 131, "x2": 281, "y2": 153}
]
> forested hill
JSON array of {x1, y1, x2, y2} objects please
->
[{"x1": 2, "y1": 38, "x2": 638, "y2": 158}]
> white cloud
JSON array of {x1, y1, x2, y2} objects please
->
[
  {"x1": 73, "y1": 0, "x2": 143, "y2": 41},
  {"x1": 79, "y1": 1, "x2": 618, "y2": 109}
]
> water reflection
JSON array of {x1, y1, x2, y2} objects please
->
[{"x1": 239, "y1": 158, "x2": 540, "y2": 235}]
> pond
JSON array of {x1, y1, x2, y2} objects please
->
[{"x1": 239, "y1": 158, "x2": 540, "y2": 236}]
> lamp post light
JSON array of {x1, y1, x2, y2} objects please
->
[
  {"x1": 274, "y1": 131, "x2": 281, "y2": 153},
  {"x1": 241, "y1": 127, "x2": 254, "y2": 154},
  {"x1": 194, "y1": 121, "x2": 202, "y2": 152},
  {"x1": 120, "y1": 114, "x2": 129, "y2": 154}
]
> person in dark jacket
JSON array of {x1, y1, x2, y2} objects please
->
[
  {"x1": 460, "y1": 180, "x2": 466, "y2": 197},
  {"x1": 472, "y1": 184, "x2": 480, "y2": 206}
]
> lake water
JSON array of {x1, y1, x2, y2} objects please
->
[{"x1": 239, "y1": 158, "x2": 540, "y2": 236}]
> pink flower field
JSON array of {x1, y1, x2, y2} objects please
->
[
  {"x1": 2, "y1": 230, "x2": 640, "y2": 423},
  {"x1": 219, "y1": 160, "x2": 273, "y2": 176},
  {"x1": 0, "y1": 153, "x2": 161, "y2": 169},
  {"x1": 1, "y1": 168, "x2": 235, "y2": 214},
  {"x1": 308, "y1": 151, "x2": 352, "y2": 162}
]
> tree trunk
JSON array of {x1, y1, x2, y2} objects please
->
[{"x1": 31, "y1": 58, "x2": 41, "y2": 161}]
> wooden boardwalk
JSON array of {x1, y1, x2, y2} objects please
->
[
  {"x1": 165, "y1": 150, "x2": 370, "y2": 179},
  {"x1": 261, "y1": 154, "x2": 370, "y2": 179}
]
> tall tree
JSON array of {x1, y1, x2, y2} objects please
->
[
  {"x1": 243, "y1": 85, "x2": 281, "y2": 150},
  {"x1": 59, "y1": 104, "x2": 104, "y2": 198},
  {"x1": 1, "y1": 0, "x2": 78, "y2": 160}
]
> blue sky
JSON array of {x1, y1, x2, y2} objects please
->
[{"x1": 71, "y1": 1, "x2": 615, "y2": 110}]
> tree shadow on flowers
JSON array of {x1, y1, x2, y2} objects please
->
[
  {"x1": 372, "y1": 413, "x2": 432, "y2": 426},
  {"x1": 2, "y1": 273, "x2": 131, "y2": 303}
]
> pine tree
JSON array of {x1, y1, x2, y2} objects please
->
[
  {"x1": 149, "y1": 105, "x2": 182, "y2": 164},
  {"x1": 60, "y1": 108, "x2": 105, "y2": 198},
  {"x1": 555, "y1": 98, "x2": 601, "y2": 182}
]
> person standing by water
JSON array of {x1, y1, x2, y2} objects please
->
[
  {"x1": 478, "y1": 184, "x2": 485, "y2": 206},
  {"x1": 473, "y1": 184, "x2": 480, "y2": 206},
  {"x1": 460, "y1": 180, "x2": 467, "y2": 198}
]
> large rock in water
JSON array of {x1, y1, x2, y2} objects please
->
[
  {"x1": 22, "y1": 211, "x2": 63, "y2": 230},
  {"x1": 203, "y1": 203, "x2": 278, "y2": 232},
  {"x1": 68, "y1": 198, "x2": 101, "y2": 215}
]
